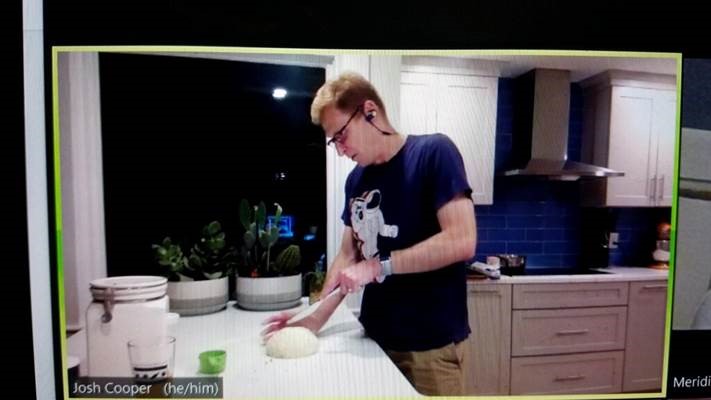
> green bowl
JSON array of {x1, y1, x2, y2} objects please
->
[{"x1": 199, "y1": 350, "x2": 226, "y2": 374}]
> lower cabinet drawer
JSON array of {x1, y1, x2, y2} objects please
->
[
  {"x1": 511, "y1": 351, "x2": 624, "y2": 395},
  {"x1": 513, "y1": 282, "x2": 628, "y2": 309},
  {"x1": 512, "y1": 306, "x2": 627, "y2": 356}
]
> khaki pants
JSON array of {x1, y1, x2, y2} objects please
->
[{"x1": 386, "y1": 337, "x2": 470, "y2": 396}]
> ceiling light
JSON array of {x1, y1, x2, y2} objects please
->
[{"x1": 272, "y1": 88, "x2": 287, "y2": 99}]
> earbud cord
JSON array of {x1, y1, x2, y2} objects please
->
[{"x1": 366, "y1": 118, "x2": 394, "y2": 136}]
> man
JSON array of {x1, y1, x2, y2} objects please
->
[{"x1": 262, "y1": 71, "x2": 477, "y2": 396}]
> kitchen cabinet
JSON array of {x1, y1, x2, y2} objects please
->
[
  {"x1": 512, "y1": 281, "x2": 629, "y2": 309},
  {"x1": 580, "y1": 71, "x2": 677, "y2": 207},
  {"x1": 623, "y1": 280, "x2": 667, "y2": 392},
  {"x1": 464, "y1": 284, "x2": 511, "y2": 395},
  {"x1": 511, "y1": 306, "x2": 627, "y2": 357},
  {"x1": 467, "y1": 269, "x2": 668, "y2": 395},
  {"x1": 509, "y1": 282, "x2": 627, "y2": 395},
  {"x1": 400, "y1": 62, "x2": 498, "y2": 205},
  {"x1": 511, "y1": 351, "x2": 624, "y2": 395}
]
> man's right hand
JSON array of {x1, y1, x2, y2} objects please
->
[{"x1": 320, "y1": 258, "x2": 380, "y2": 298}]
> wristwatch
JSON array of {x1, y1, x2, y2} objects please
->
[{"x1": 376, "y1": 255, "x2": 393, "y2": 283}]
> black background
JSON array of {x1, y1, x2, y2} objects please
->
[
  {"x1": 7, "y1": 1, "x2": 711, "y2": 398},
  {"x1": 98, "y1": 53, "x2": 326, "y2": 277}
]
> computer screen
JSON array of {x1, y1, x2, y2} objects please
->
[{"x1": 20, "y1": 4, "x2": 711, "y2": 400}]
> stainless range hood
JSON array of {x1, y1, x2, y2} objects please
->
[{"x1": 502, "y1": 69, "x2": 623, "y2": 181}]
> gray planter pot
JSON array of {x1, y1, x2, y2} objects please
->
[
  {"x1": 167, "y1": 276, "x2": 229, "y2": 316},
  {"x1": 235, "y1": 274, "x2": 302, "y2": 311}
]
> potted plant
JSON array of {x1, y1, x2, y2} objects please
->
[
  {"x1": 304, "y1": 254, "x2": 327, "y2": 304},
  {"x1": 234, "y1": 199, "x2": 303, "y2": 310},
  {"x1": 152, "y1": 221, "x2": 237, "y2": 316}
]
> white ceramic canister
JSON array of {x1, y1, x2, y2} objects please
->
[{"x1": 85, "y1": 276, "x2": 175, "y2": 377}]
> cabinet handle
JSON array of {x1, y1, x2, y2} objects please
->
[
  {"x1": 642, "y1": 284, "x2": 668, "y2": 290},
  {"x1": 554, "y1": 374, "x2": 586, "y2": 381},
  {"x1": 555, "y1": 329, "x2": 589, "y2": 336},
  {"x1": 649, "y1": 177, "x2": 657, "y2": 201},
  {"x1": 658, "y1": 175, "x2": 665, "y2": 202},
  {"x1": 468, "y1": 289, "x2": 501, "y2": 294}
]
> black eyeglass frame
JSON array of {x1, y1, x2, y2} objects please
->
[{"x1": 326, "y1": 105, "x2": 363, "y2": 147}]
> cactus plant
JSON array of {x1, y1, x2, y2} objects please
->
[
  {"x1": 275, "y1": 245, "x2": 301, "y2": 275},
  {"x1": 237, "y1": 199, "x2": 301, "y2": 277}
]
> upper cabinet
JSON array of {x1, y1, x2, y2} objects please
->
[
  {"x1": 400, "y1": 57, "x2": 499, "y2": 205},
  {"x1": 580, "y1": 71, "x2": 678, "y2": 207}
]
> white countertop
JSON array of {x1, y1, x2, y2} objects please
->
[
  {"x1": 174, "y1": 299, "x2": 420, "y2": 398},
  {"x1": 70, "y1": 299, "x2": 420, "y2": 398},
  {"x1": 468, "y1": 266, "x2": 669, "y2": 285}
]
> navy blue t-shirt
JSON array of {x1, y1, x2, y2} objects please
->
[{"x1": 341, "y1": 133, "x2": 473, "y2": 352}]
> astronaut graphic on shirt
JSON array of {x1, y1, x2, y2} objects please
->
[{"x1": 349, "y1": 189, "x2": 399, "y2": 259}]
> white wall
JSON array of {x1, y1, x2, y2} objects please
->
[
  {"x1": 673, "y1": 127, "x2": 711, "y2": 329},
  {"x1": 58, "y1": 52, "x2": 109, "y2": 331}
]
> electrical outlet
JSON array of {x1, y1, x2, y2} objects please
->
[{"x1": 608, "y1": 232, "x2": 619, "y2": 249}]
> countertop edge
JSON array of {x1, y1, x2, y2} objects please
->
[{"x1": 467, "y1": 266, "x2": 668, "y2": 285}]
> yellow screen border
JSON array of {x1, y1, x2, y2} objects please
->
[{"x1": 51, "y1": 46, "x2": 682, "y2": 400}]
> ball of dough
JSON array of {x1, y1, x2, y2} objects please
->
[{"x1": 266, "y1": 327, "x2": 319, "y2": 359}]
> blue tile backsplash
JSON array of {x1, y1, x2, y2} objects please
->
[
  {"x1": 607, "y1": 208, "x2": 671, "y2": 266},
  {"x1": 471, "y1": 78, "x2": 671, "y2": 268}
]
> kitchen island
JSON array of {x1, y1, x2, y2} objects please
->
[
  {"x1": 170, "y1": 299, "x2": 420, "y2": 398},
  {"x1": 68, "y1": 298, "x2": 420, "y2": 398}
]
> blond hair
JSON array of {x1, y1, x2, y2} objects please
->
[{"x1": 310, "y1": 72, "x2": 387, "y2": 125}]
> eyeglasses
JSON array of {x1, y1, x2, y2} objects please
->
[{"x1": 326, "y1": 105, "x2": 362, "y2": 147}]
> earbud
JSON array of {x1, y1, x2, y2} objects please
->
[{"x1": 363, "y1": 109, "x2": 394, "y2": 136}]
